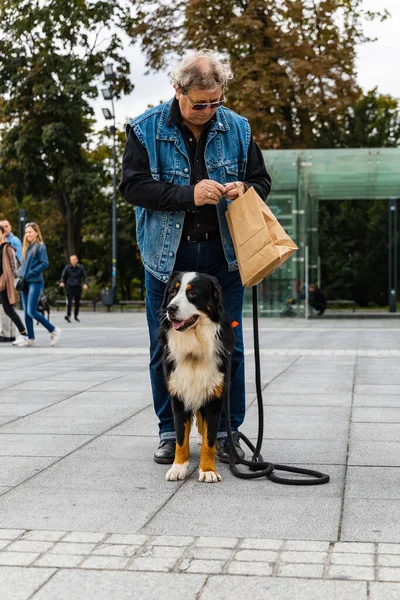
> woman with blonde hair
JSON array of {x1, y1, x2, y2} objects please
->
[
  {"x1": 13, "y1": 222, "x2": 61, "y2": 347},
  {"x1": 0, "y1": 224, "x2": 28, "y2": 339}
]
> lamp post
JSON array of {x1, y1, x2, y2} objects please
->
[
  {"x1": 102, "y1": 64, "x2": 117, "y2": 303},
  {"x1": 388, "y1": 198, "x2": 398, "y2": 313}
]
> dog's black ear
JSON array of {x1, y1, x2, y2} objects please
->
[{"x1": 208, "y1": 276, "x2": 224, "y2": 316}]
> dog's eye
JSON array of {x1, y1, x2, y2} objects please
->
[{"x1": 187, "y1": 290, "x2": 196, "y2": 299}]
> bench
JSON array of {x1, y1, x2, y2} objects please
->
[
  {"x1": 55, "y1": 300, "x2": 98, "y2": 311},
  {"x1": 326, "y1": 300, "x2": 356, "y2": 312},
  {"x1": 118, "y1": 300, "x2": 146, "y2": 312}
]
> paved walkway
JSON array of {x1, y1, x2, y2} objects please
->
[{"x1": 0, "y1": 313, "x2": 399, "y2": 599}]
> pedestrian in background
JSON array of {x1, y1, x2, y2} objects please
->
[
  {"x1": 0, "y1": 219, "x2": 22, "y2": 342},
  {"x1": 59, "y1": 255, "x2": 88, "y2": 323},
  {"x1": 0, "y1": 224, "x2": 28, "y2": 341},
  {"x1": 13, "y1": 222, "x2": 62, "y2": 347},
  {"x1": 309, "y1": 283, "x2": 327, "y2": 316}
]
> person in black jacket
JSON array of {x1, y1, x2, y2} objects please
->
[
  {"x1": 59, "y1": 255, "x2": 88, "y2": 323},
  {"x1": 309, "y1": 283, "x2": 327, "y2": 316}
]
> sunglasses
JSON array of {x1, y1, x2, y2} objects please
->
[
  {"x1": 184, "y1": 95, "x2": 226, "y2": 111},
  {"x1": 25, "y1": 222, "x2": 37, "y2": 227}
]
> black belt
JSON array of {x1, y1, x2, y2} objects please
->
[{"x1": 184, "y1": 231, "x2": 220, "y2": 243}]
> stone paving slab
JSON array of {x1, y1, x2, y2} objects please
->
[
  {"x1": 0, "y1": 403, "x2": 61, "y2": 418},
  {"x1": 354, "y1": 384, "x2": 400, "y2": 395},
  {"x1": 72, "y1": 434, "x2": 161, "y2": 461},
  {"x1": 353, "y1": 407, "x2": 400, "y2": 423},
  {"x1": 259, "y1": 392, "x2": 353, "y2": 406},
  {"x1": 353, "y1": 394, "x2": 400, "y2": 407},
  {"x1": 341, "y1": 499, "x2": 400, "y2": 542},
  {"x1": 0, "y1": 434, "x2": 94, "y2": 457},
  {"x1": 21, "y1": 455, "x2": 193, "y2": 493},
  {"x1": 243, "y1": 418, "x2": 350, "y2": 441},
  {"x1": 346, "y1": 467, "x2": 400, "y2": 499},
  {"x1": 225, "y1": 438, "x2": 347, "y2": 465},
  {"x1": 0, "y1": 416, "x2": 132, "y2": 435},
  {"x1": 0, "y1": 457, "x2": 58, "y2": 487},
  {"x1": 0, "y1": 488, "x2": 175, "y2": 532},
  {"x1": 141, "y1": 494, "x2": 342, "y2": 539},
  {"x1": 351, "y1": 422, "x2": 400, "y2": 442},
  {"x1": 349, "y1": 441, "x2": 400, "y2": 467},
  {"x1": 0, "y1": 566, "x2": 56, "y2": 600},
  {"x1": 0, "y1": 391, "x2": 82, "y2": 404}
]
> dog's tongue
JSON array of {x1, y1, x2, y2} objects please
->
[{"x1": 172, "y1": 320, "x2": 185, "y2": 330}]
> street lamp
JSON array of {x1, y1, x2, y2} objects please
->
[{"x1": 101, "y1": 65, "x2": 117, "y2": 303}]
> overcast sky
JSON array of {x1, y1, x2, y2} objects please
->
[{"x1": 93, "y1": 0, "x2": 400, "y2": 130}]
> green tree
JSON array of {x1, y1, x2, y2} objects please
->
[
  {"x1": 0, "y1": 0, "x2": 133, "y2": 259},
  {"x1": 128, "y1": 0, "x2": 387, "y2": 148},
  {"x1": 316, "y1": 88, "x2": 400, "y2": 148},
  {"x1": 319, "y1": 198, "x2": 389, "y2": 306},
  {"x1": 82, "y1": 129, "x2": 142, "y2": 299}
]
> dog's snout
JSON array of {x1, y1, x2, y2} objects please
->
[{"x1": 168, "y1": 303, "x2": 179, "y2": 317}]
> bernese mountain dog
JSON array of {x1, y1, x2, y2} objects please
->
[{"x1": 159, "y1": 271, "x2": 235, "y2": 483}]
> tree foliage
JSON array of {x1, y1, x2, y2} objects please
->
[
  {"x1": 319, "y1": 198, "x2": 389, "y2": 306},
  {"x1": 128, "y1": 0, "x2": 387, "y2": 148},
  {"x1": 316, "y1": 88, "x2": 400, "y2": 148},
  {"x1": 0, "y1": 0, "x2": 133, "y2": 259}
]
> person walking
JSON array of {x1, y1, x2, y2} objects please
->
[
  {"x1": 59, "y1": 255, "x2": 88, "y2": 323},
  {"x1": 120, "y1": 50, "x2": 271, "y2": 464},
  {"x1": 13, "y1": 222, "x2": 62, "y2": 347},
  {"x1": 0, "y1": 225, "x2": 28, "y2": 341},
  {"x1": 0, "y1": 219, "x2": 22, "y2": 342}
]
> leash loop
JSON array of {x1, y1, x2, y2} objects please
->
[{"x1": 225, "y1": 285, "x2": 330, "y2": 486}]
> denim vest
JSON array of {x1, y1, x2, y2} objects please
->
[{"x1": 129, "y1": 98, "x2": 251, "y2": 282}]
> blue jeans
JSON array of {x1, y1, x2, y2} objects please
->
[
  {"x1": 145, "y1": 237, "x2": 245, "y2": 440},
  {"x1": 21, "y1": 282, "x2": 55, "y2": 340}
]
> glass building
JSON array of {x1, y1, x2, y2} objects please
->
[{"x1": 243, "y1": 148, "x2": 400, "y2": 316}]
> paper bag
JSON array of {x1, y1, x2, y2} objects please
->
[{"x1": 226, "y1": 185, "x2": 298, "y2": 287}]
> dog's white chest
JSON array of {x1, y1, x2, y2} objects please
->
[{"x1": 167, "y1": 321, "x2": 224, "y2": 411}]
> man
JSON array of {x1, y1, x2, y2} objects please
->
[
  {"x1": 59, "y1": 255, "x2": 88, "y2": 322},
  {"x1": 120, "y1": 50, "x2": 271, "y2": 465},
  {"x1": 0, "y1": 220, "x2": 22, "y2": 342},
  {"x1": 309, "y1": 283, "x2": 327, "y2": 316}
]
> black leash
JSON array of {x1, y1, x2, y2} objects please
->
[{"x1": 225, "y1": 285, "x2": 330, "y2": 485}]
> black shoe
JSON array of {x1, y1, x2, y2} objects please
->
[
  {"x1": 216, "y1": 431, "x2": 245, "y2": 464},
  {"x1": 64, "y1": 316, "x2": 71, "y2": 323},
  {"x1": 154, "y1": 439, "x2": 176, "y2": 464},
  {"x1": 0, "y1": 336, "x2": 15, "y2": 342},
  {"x1": 74, "y1": 316, "x2": 80, "y2": 322}
]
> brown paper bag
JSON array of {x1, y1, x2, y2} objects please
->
[{"x1": 226, "y1": 185, "x2": 298, "y2": 287}]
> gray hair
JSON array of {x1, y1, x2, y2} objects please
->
[{"x1": 171, "y1": 50, "x2": 233, "y2": 95}]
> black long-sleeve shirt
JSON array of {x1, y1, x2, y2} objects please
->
[
  {"x1": 120, "y1": 98, "x2": 271, "y2": 241},
  {"x1": 61, "y1": 264, "x2": 88, "y2": 287}
]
